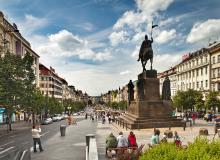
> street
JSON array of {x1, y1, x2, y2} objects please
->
[{"x1": 0, "y1": 116, "x2": 85, "y2": 160}]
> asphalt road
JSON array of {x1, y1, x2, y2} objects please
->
[{"x1": 0, "y1": 116, "x2": 85, "y2": 160}]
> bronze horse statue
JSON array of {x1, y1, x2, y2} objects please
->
[{"x1": 137, "y1": 35, "x2": 153, "y2": 72}]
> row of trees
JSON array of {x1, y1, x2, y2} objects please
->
[
  {"x1": 107, "y1": 101, "x2": 127, "y2": 110},
  {"x1": 173, "y1": 89, "x2": 220, "y2": 111},
  {"x1": 0, "y1": 52, "x2": 85, "y2": 131}
]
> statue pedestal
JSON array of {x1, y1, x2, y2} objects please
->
[{"x1": 121, "y1": 70, "x2": 186, "y2": 129}]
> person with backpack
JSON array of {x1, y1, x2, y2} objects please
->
[{"x1": 106, "y1": 133, "x2": 117, "y2": 155}]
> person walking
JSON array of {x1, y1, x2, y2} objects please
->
[
  {"x1": 150, "y1": 129, "x2": 160, "y2": 146},
  {"x1": 32, "y1": 125, "x2": 44, "y2": 152},
  {"x1": 127, "y1": 131, "x2": 137, "y2": 147},
  {"x1": 174, "y1": 131, "x2": 181, "y2": 146}
]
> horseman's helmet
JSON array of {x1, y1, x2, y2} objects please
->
[{"x1": 145, "y1": 35, "x2": 148, "y2": 40}]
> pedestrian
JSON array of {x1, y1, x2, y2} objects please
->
[
  {"x1": 106, "y1": 133, "x2": 118, "y2": 155},
  {"x1": 85, "y1": 113, "x2": 88, "y2": 119},
  {"x1": 102, "y1": 115, "x2": 106, "y2": 124},
  {"x1": 127, "y1": 131, "x2": 137, "y2": 147},
  {"x1": 117, "y1": 131, "x2": 128, "y2": 148},
  {"x1": 108, "y1": 115, "x2": 111, "y2": 124},
  {"x1": 161, "y1": 134, "x2": 168, "y2": 143},
  {"x1": 32, "y1": 125, "x2": 44, "y2": 152},
  {"x1": 68, "y1": 115, "x2": 72, "y2": 125},
  {"x1": 150, "y1": 129, "x2": 160, "y2": 146},
  {"x1": 191, "y1": 113, "x2": 197, "y2": 125},
  {"x1": 174, "y1": 131, "x2": 181, "y2": 147}
]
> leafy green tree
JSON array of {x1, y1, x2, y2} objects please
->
[
  {"x1": 173, "y1": 89, "x2": 203, "y2": 111},
  {"x1": 205, "y1": 91, "x2": 220, "y2": 111},
  {"x1": 0, "y1": 52, "x2": 25, "y2": 130}
]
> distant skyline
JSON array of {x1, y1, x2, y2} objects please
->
[{"x1": 1, "y1": 0, "x2": 220, "y2": 95}]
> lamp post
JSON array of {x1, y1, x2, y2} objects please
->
[{"x1": 67, "y1": 106, "x2": 71, "y2": 115}]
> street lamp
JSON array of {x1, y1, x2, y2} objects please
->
[{"x1": 67, "y1": 106, "x2": 71, "y2": 115}]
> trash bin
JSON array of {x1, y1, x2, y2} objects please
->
[{"x1": 60, "y1": 125, "x2": 66, "y2": 136}]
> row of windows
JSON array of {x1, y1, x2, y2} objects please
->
[
  {"x1": 212, "y1": 68, "x2": 220, "y2": 78},
  {"x1": 178, "y1": 55, "x2": 208, "y2": 71},
  {"x1": 41, "y1": 91, "x2": 62, "y2": 96},
  {"x1": 212, "y1": 55, "x2": 220, "y2": 64},
  {"x1": 40, "y1": 76, "x2": 62, "y2": 86},
  {"x1": 178, "y1": 80, "x2": 208, "y2": 90},
  {"x1": 178, "y1": 67, "x2": 208, "y2": 80}
]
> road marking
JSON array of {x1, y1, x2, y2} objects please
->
[
  {"x1": 8, "y1": 135, "x2": 16, "y2": 138},
  {"x1": 0, "y1": 141, "x2": 14, "y2": 148},
  {"x1": 0, "y1": 146, "x2": 14, "y2": 155}
]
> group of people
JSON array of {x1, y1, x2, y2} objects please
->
[
  {"x1": 150, "y1": 129, "x2": 181, "y2": 147},
  {"x1": 106, "y1": 131, "x2": 138, "y2": 154}
]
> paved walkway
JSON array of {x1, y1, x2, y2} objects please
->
[{"x1": 31, "y1": 119, "x2": 97, "y2": 160}]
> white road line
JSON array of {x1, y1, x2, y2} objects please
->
[
  {"x1": 0, "y1": 141, "x2": 14, "y2": 148},
  {"x1": 0, "y1": 146, "x2": 14, "y2": 155}
]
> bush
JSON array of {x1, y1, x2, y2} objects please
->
[{"x1": 140, "y1": 138, "x2": 220, "y2": 160}]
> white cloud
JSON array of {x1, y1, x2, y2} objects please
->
[
  {"x1": 18, "y1": 14, "x2": 48, "y2": 36},
  {"x1": 109, "y1": 30, "x2": 129, "y2": 46},
  {"x1": 75, "y1": 22, "x2": 95, "y2": 31},
  {"x1": 155, "y1": 29, "x2": 176, "y2": 44},
  {"x1": 35, "y1": 29, "x2": 112, "y2": 61},
  {"x1": 120, "y1": 70, "x2": 131, "y2": 75},
  {"x1": 187, "y1": 19, "x2": 220, "y2": 44}
]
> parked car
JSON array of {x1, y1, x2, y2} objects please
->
[
  {"x1": 52, "y1": 114, "x2": 62, "y2": 122},
  {"x1": 41, "y1": 118, "x2": 53, "y2": 125},
  {"x1": 73, "y1": 113, "x2": 78, "y2": 116}
]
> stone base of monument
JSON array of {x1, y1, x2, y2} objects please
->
[{"x1": 120, "y1": 70, "x2": 186, "y2": 129}]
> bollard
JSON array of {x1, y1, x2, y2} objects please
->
[
  {"x1": 86, "y1": 134, "x2": 95, "y2": 152},
  {"x1": 60, "y1": 125, "x2": 66, "y2": 136}
]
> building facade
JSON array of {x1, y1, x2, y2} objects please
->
[
  {"x1": 209, "y1": 42, "x2": 220, "y2": 91},
  {"x1": 176, "y1": 48, "x2": 211, "y2": 94},
  {"x1": 39, "y1": 64, "x2": 63, "y2": 100},
  {"x1": 0, "y1": 11, "x2": 39, "y2": 86}
]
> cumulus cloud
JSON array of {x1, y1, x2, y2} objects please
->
[
  {"x1": 109, "y1": 30, "x2": 129, "y2": 46},
  {"x1": 35, "y1": 29, "x2": 112, "y2": 61},
  {"x1": 120, "y1": 70, "x2": 131, "y2": 75},
  {"x1": 187, "y1": 19, "x2": 220, "y2": 44},
  {"x1": 155, "y1": 29, "x2": 176, "y2": 44},
  {"x1": 18, "y1": 14, "x2": 48, "y2": 36}
]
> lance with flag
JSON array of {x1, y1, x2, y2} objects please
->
[{"x1": 151, "y1": 21, "x2": 158, "y2": 38}]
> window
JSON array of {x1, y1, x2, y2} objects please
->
[
  {"x1": 197, "y1": 82, "x2": 199, "y2": 88},
  {"x1": 201, "y1": 57, "x2": 203, "y2": 64},
  {"x1": 205, "y1": 80, "x2": 208, "y2": 88},
  {"x1": 193, "y1": 82, "x2": 195, "y2": 89},
  {"x1": 196, "y1": 59, "x2": 199, "y2": 65},
  {"x1": 212, "y1": 69, "x2": 216, "y2": 78},
  {"x1": 205, "y1": 66, "x2": 208, "y2": 74},
  {"x1": 189, "y1": 83, "x2": 191, "y2": 89},
  {"x1": 205, "y1": 56, "x2": 208, "y2": 63},
  {"x1": 201, "y1": 68, "x2": 203, "y2": 75},
  {"x1": 193, "y1": 70, "x2": 195, "y2": 77},
  {"x1": 218, "y1": 55, "x2": 220, "y2": 62},
  {"x1": 213, "y1": 56, "x2": 216, "y2": 64},
  {"x1": 218, "y1": 83, "x2": 220, "y2": 91},
  {"x1": 218, "y1": 68, "x2": 220, "y2": 77},
  {"x1": 196, "y1": 69, "x2": 199, "y2": 76},
  {"x1": 189, "y1": 71, "x2": 191, "y2": 78},
  {"x1": 201, "y1": 81, "x2": 203, "y2": 88}
]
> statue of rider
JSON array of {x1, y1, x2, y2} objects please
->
[{"x1": 137, "y1": 35, "x2": 154, "y2": 71}]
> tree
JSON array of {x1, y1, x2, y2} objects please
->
[
  {"x1": 205, "y1": 91, "x2": 220, "y2": 111},
  {"x1": 0, "y1": 52, "x2": 24, "y2": 131},
  {"x1": 173, "y1": 89, "x2": 203, "y2": 111}
]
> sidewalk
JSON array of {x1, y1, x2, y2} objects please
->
[
  {"x1": 0, "y1": 121, "x2": 31, "y2": 138},
  {"x1": 31, "y1": 119, "x2": 97, "y2": 160}
]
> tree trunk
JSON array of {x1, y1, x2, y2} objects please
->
[
  {"x1": 8, "y1": 113, "x2": 12, "y2": 131},
  {"x1": 32, "y1": 112, "x2": 36, "y2": 127}
]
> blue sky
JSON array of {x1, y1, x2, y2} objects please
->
[{"x1": 1, "y1": 0, "x2": 220, "y2": 95}]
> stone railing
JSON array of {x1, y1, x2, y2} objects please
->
[{"x1": 85, "y1": 134, "x2": 98, "y2": 160}]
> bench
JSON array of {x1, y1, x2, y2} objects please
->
[{"x1": 107, "y1": 144, "x2": 144, "y2": 159}]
